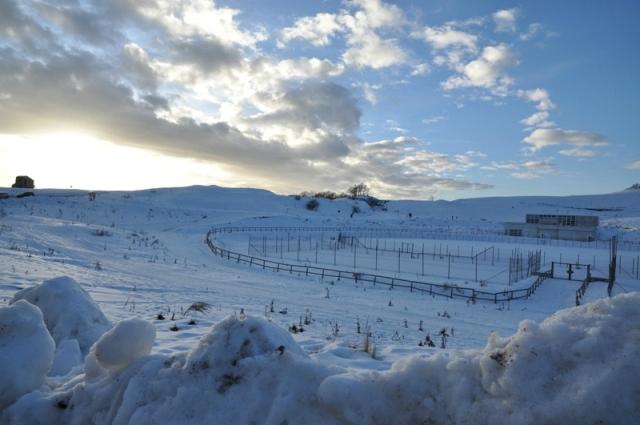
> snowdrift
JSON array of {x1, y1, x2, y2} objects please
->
[
  {"x1": 0, "y1": 300, "x2": 55, "y2": 409},
  {"x1": 11, "y1": 276, "x2": 112, "y2": 355},
  {"x1": 2, "y1": 288, "x2": 638, "y2": 424}
]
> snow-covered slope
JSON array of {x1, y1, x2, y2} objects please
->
[{"x1": 0, "y1": 185, "x2": 638, "y2": 423}]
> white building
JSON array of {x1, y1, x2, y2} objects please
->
[{"x1": 504, "y1": 214, "x2": 599, "y2": 241}]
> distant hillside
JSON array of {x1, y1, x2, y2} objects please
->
[{"x1": 625, "y1": 183, "x2": 640, "y2": 191}]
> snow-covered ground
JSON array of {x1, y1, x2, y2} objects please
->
[{"x1": 0, "y1": 185, "x2": 639, "y2": 424}]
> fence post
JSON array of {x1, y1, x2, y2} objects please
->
[
  {"x1": 354, "y1": 243, "x2": 357, "y2": 268},
  {"x1": 475, "y1": 255, "x2": 478, "y2": 282}
]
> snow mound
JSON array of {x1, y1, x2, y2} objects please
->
[
  {"x1": 3, "y1": 295, "x2": 639, "y2": 424},
  {"x1": 185, "y1": 315, "x2": 304, "y2": 370},
  {"x1": 318, "y1": 291, "x2": 640, "y2": 425},
  {"x1": 0, "y1": 300, "x2": 55, "y2": 409},
  {"x1": 3, "y1": 315, "x2": 329, "y2": 425},
  {"x1": 93, "y1": 318, "x2": 156, "y2": 373},
  {"x1": 11, "y1": 276, "x2": 111, "y2": 355},
  {"x1": 50, "y1": 339, "x2": 83, "y2": 377}
]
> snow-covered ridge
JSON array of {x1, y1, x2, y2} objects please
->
[{"x1": 1, "y1": 184, "x2": 639, "y2": 223}]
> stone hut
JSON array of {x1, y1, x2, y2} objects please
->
[{"x1": 12, "y1": 176, "x2": 35, "y2": 189}]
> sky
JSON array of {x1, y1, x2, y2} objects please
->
[{"x1": 0, "y1": 0, "x2": 639, "y2": 200}]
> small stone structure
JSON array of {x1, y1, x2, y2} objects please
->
[{"x1": 12, "y1": 176, "x2": 35, "y2": 189}]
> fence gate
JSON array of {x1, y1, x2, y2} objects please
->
[{"x1": 551, "y1": 262, "x2": 591, "y2": 281}]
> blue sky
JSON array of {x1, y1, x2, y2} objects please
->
[{"x1": 0, "y1": 0, "x2": 638, "y2": 199}]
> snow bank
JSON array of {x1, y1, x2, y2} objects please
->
[
  {"x1": 0, "y1": 300, "x2": 55, "y2": 409},
  {"x1": 11, "y1": 276, "x2": 111, "y2": 355},
  {"x1": 185, "y1": 315, "x2": 304, "y2": 368},
  {"x1": 4, "y1": 293, "x2": 639, "y2": 424},
  {"x1": 92, "y1": 318, "x2": 156, "y2": 373},
  {"x1": 4, "y1": 315, "x2": 333, "y2": 425},
  {"x1": 318, "y1": 291, "x2": 640, "y2": 425}
]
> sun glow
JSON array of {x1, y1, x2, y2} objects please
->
[{"x1": 0, "y1": 133, "x2": 233, "y2": 190}]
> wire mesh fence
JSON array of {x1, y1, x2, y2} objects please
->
[{"x1": 206, "y1": 226, "x2": 555, "y2": 303}]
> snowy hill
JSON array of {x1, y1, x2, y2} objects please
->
[{"x1": 0, "y1": 185, "x2": 639, "y2": 424}]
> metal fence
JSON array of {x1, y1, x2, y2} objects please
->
[
  {"x1": 209, "y1": 225, "x2": 640, "y2": 252},
  {"x1": 205, "y1": 226, "x2": 554, "y2": 303}
]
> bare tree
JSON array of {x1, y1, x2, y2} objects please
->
[{"x1": 347, "y1": 183, "x2": 370, "y2": 198}]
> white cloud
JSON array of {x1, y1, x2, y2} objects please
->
[
  {"x1": 357, "y1": 82, "x2": 379, "y2": 104},
  {"x1": 523, "y1": 128, "x2": 608, "y2": 152},
  {"x1": 482, "y1": 158, "x2": 556, "y2": 179},
  {"x1": 625, "y1": 160, "x2": 640, "y2": 170},
  {"x1": 520, "y1": 22, "x2": 543, "y2": 41},
  {"x1": 278, "y1": 13, "x2": 341, "y2": 47},
  {"x1": 422, "y1": 116, "x2": 444, "y2": 125},
  {"x1": 132, "y1": 0, "x2": 266, "y2": 47},
  {"x1": 481, "y1": 161, "x2": 519, "y2": 171},
  {"x1": 342, "y1": 33, "x2": 407, "y2": 69},
  {"x1": 350, "y1": 0, "x2": 404, "y2": 27},
  {"x1": 442, "y1": 44, "x2": 515, "y2": 94},
  {"x1": 410, "y1": 63, "x2": 430, "y2": 76},
  {"x1": 521, "y1": 111, "x2": 553, "y2": 128},
  {"x1": 268, "y1": 57, "x2": 345, "y2": 79},
  {"x1": 341, "y1": 0, "x2": 408, "y2": 69},
  {"x1": 558, "y1": 148, "x2": 596, "y2": 158},
  {"x1": 278, "y1": 0, "x2": 408, "y2": 70},
  {"x1": 493, "y1": 9, "x2": 518, "y2": 33},
  {"x1": 465, "y1": 150, "x2": 487, "y2": 158},
  {"x1": 518, "y1": 88, "x2": 554, "y2": 111},
  {"x1": 414, "y1": 25, "x2": 477, "y2": 50},
  {"x1": 511, "y1": 158, "x2": 556, "y2": 179}
]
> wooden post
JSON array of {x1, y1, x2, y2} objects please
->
[
  {"x1": 354, "y1": 242, "x2": 357, "y2": 268},
  {"x1": 475, "y1": 254, "x2": 478, "y2": 282}
]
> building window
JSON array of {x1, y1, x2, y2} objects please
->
[{"x1": 508, "y1": 229, "x2": 522, "y2": 236}]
